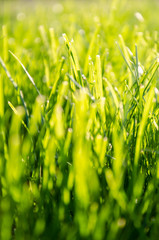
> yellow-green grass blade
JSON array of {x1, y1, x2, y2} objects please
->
[
  {"x1": 84, "y1": 26, "x2": 100, "y2": 76},
  {"x1": 117, "y1": 37, "x2": 134, "y2": 85},
  {"x1": 44, "y1": 59, "x2": 50, "y2": 87},
  {"x1": 0, "y1": 57, "x2": 29, "y2": 126},
  {"x1": 9, "y1": 50, "x2": 41, "y2": 95},
  {"x1": 8, "y1": 101, "x2": 30, "y2": 134},
  {"x1": 113, "y1": 123, "x2": 125, "y2": 190},
  {"x1": 48, "y1": 56, "x2": 65, "y2": 102},
  {"x1": 49, "y1": 28, "x2": 57, "y2": 64},
  {"x1": 63, "y1": 33, "x2": 83, "y2": 86},
  {"x1": 39, "y1": 25, "x2": 49, "y2": 50},
  {"x1": 95, "y1": 55, "x2": 103, "y2": 99},
  {"x1": 143, "y1": 60, "x2": 159, "y2": 97},
  {"x1": 103, "y1": 77, "x2": 119, "y2": 109},
  {"x1": 66, "y1": 74, "x2": 95, "y2": 101},
  {"x1": 6, "y1": 106, "x2": 25, "y2": 202},
  {"x1": 0, "y1": 74, "x2": 4, "y2": 118},
  {"x1": 135, "y1": 44, "x2": 139, "y2": 83},
  {"x1": 134, "y1": 83, "x2": 155, "y2": 167},
  {"x1": 2, "y1": 25, "x2": 8, "y2": 62}
]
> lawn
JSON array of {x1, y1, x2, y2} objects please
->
[{"x1": 0, "y1": 0, "x2": 159, "y2": 239}]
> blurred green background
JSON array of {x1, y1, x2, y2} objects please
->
[{"x1": 0, "y1": 0, "x2": 159, "y2": 240}]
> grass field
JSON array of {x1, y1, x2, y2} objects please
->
[{"x1": 0, "y1": 0, "x2": 159, "y2": 239}]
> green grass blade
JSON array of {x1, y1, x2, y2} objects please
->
[
  {"x1": 135, "y1": 44, "x2": 139, "y2": 83},
  {"x1": 143, "y1": 60, "x2": 159, "y2": 96},
  {"x1": 103, "y1": 77, "x2": 119, "y2": 109},
  {"x1": 95, "y1": 55, "x2": 103, "y2": 99},
  {"x1": 8, "y1": 101, "x2": 30, "y2": 134},
  {"x1": 67, "y1": 73, "x2": 95, "y2": 101},
  {"x1": 116, "y1": 39, "x2": 135, "y2": 81},
  {"x1": 134, "y1": 84, "x2": 155, "y2": 166},
  {"x1": 2, "y1": 25, "x2": 8, "y2": 62},
  {"x1": 0, "y1": 57, "x2": 29, "y2": 126},
  {"x1": 0, "y1": 74, "x2": 4, "y2": 118},
  {"x1": 39, "y1": 25, "x2": 49, "y2": 49},
  {"x1": 63, "y1": 33, "x2": 83, "y2": 86},
  {"x1": 9, "y1": 50, "x2": 41, "y2": 95},
  {"x1": 49, "y1": 28, "x2": 57, "y2": 64},
  {"x1": 48, "y1": 57, "x2": 65, "y2": 100},
  {"x1": 84, "y1": 26, "x2": 100, "y2": 75}
]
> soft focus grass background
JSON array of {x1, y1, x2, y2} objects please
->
[{"x1": 0, "y1": 0, "x2": 159, "y2": 239}]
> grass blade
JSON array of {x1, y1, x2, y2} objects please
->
[
  {"x1": 103, "y1": 77, "x2": 119, "y2": 109},
  {"x1": 9, "y1": 50, "x2": 41, "y2": 95},
  {"x1": 66, "y1": 73, "x2": 95, "y2": 101},
  {"x1": 2, "y1": 25, "x2": 8, "y2": 62},
  {"x1": 0, "y1": 74, "x2": 4, "y2": 118},
  {"x1": 134, "y1": 84, "x2": 155, "y2": 166},
  {"x1": 95, "y1": 55, "x2": 103, "y2": 99},
  {"x1": 63, "y1": 33, "x2": 83, "y2": 86},
  {"x1": 116, "y1": 39, "x2": 135, "y2": 81},
  {"x1": 84, "y1": 26, "x2": 100, "y2": 75},
  {"x1": 135, "y1": 44, "x2": 139, "y2": 83},
  {"x1": 0, "y1": 57, "x2": 29, "y2": 126},
  {"x1": 8, "y1": 101, "x2": 30, "y2": 134}
]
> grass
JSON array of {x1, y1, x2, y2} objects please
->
[{"x1": 0, "y1": 0, "x2": 159, "y2": 239}]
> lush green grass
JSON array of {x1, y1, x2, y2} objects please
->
[{"x1": 0, "y1": 0, "x2": 159, "y2": 239}]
